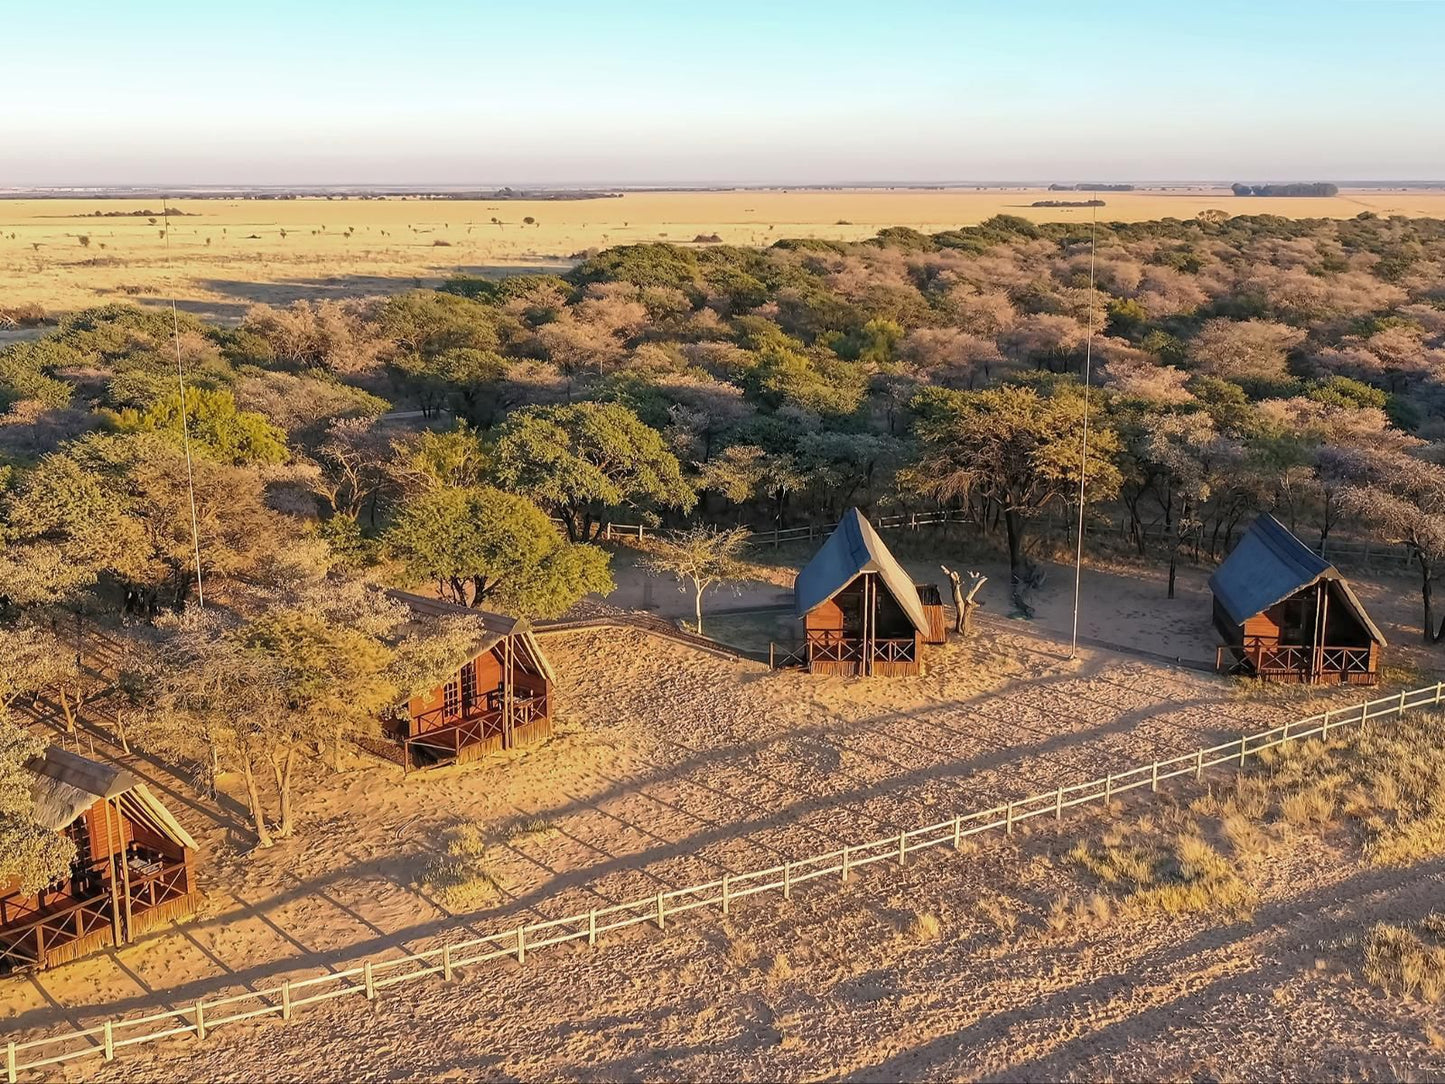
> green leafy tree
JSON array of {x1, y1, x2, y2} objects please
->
[
  {"x1": 386, "y1": 486, "x2": 613, "y2": 615},
  {"x1": 489, "y1": 402, "x2": 695, "y2": 541},
  {"x1": 115, "y1": 386, "x2": 288, "y2": 465},
  {"x1": 909, "y1": 385, "x2": 1121, "y2": 613}
]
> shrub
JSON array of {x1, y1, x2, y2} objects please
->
[{"x1": 1364, "y1": 917, "x2": 1445, "y2": 1002}]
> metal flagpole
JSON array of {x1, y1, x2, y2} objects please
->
[
  {"x1": 1069, "y1": 203, "x2": 1099, "y2": 659},
  {"x1": 163, "y1": 196, "x2": 205, "y2": 607}
]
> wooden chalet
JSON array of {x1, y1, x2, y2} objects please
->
[
  {"x1": 387, "y1": 593, "x2": 557, "y2": 771},
  {"x1": 1, "y1": 747, "x2": 199, "y2": 974},
  {"x1": 793, "y1": 508, "x2": 936, "y2": 676},
  {"x1": 1210, "y1": 514, "x2": 1385, "y2": 686}
]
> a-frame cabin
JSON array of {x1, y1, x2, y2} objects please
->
[
  {"x1": 1210, "y1": 514, "x2": 1385, "y2": 685},
  {"x1": 793, "y1": 509, "x2": 934, "y2": 676},
  {"x1": 387, "y1": 593, "x2": 557, "y2": 771},
  {"x1": 1, "y1": 747, "x2": 200, "y2": 974}
]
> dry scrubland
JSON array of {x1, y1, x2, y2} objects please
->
[
  {"x1": 6, "y1": 187, "x2": 1445, "y2": 318},
  {"x1": 6, "y1": 559, "x2": 1445, "y2": 1081}
]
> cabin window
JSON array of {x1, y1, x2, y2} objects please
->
[
  {"x1": 460, "y1": 661, "x2": 477, "y2": 713},
  {"x1": 443, "y1": 679, "x2": 461, "y2": 718}
]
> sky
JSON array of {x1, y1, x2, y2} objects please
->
[{"x1": 4, "y1": 0, "x2": 1443, "y2": 187}]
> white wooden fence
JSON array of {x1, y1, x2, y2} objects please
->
[{"x1": 7, "y1": 682, "x2": 1442, "y2": 1080}]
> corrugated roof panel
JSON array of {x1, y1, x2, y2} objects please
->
[{"x1": 793, "y1": 509, "x2": 930, "y2": 634}]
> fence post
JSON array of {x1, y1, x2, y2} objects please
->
[
  {"x1": 1005, "y1": 802, "x2": 1014, "y2": 836},
  {"x1": 104, "y1": 1020, "x2": 114, "y2": 1061},
  {"x1": 1322, "y1": 709, "x2": 1331, "y2": 738},
  {"x1": 587, "y1": 910, "x2": 597, "y2": 946},
  {"x1": 1238, "y1": 735, "x2": 1248, "y2": 767},
  {"x1": 1436, "y1": 682, "x2": 1443, "y2": 705},
  {"x1": 1151, "y1": 761, "x2": 1159, "y2": 792},
  {"x1": 953, "y1": 815, "x2": 962, "y2": 849},
  {"x1": 656, "y1": 892, "x2": 665, "y2": 930},
  {"x1": 441, "y1": 947, "x2": 453, "y2": 983},
  {"x1": 638, "y1": 523, "x2": 644, "y2": 540},
  {"x1": 516, "y1": 925, "x2": 526, "y2": 964},
  {"x1": 194, "y1": 1000, "x2": 206, "y2": 1043},
  {"x1": 1055, "y1": 787, "x2": 1063, "y2": 820},
  {"x1": 721, "y1": 875, "x2": 731, "y2": 915},
  {"x1": 5, "y1": 1041, "x2": 13, "y2": 1084},
  {"x1": 783, "y1": 863, "x2": 792, "y2": 900},
  {"x1": 1104, "y1": 775, "x2": 1113, "y2": 802},
  {"x1": 841, "y1": 846, "x2": 850, "y2": 882},
  {"x1": 898, "y1": 832, "x2": 907, "y2": 865},
  {"x1": 364, "y1": 960, "x2": 376, "y2": 1001},
  {"x1": 1399, "y1": 689, "x2": 1408, "y2": 716},
  {"x1": 769, "y1": 643, "x2": 775, "y2": 670},
  {"x1": 282, "y1": 979, "x2": 293, "y2": 1019},
  {"x1": 1195, "y1": 749, "x2": 1204, "y2": 780}
]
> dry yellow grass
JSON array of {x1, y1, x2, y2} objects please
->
[{"x1": 5, "y1": 187, "x2": 1445, "y2": 317}]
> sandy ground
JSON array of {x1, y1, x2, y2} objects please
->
[
  {"x1": 5, "y1": 186, "x2": 1445, "y2": 318},
  {"x1": 4, "y1": 553, "x2": 1439, "y2": 1080}
]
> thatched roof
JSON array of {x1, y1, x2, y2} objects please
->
[
  {"x1": 386, "y1": 590, "x2": 558, "y2": 688},
  {"x1": 28, "y1": 746, "x2": 198, "y2": 850},
  {"x1": 793, "y1": 509, "x2": 930, "y2": 634}
]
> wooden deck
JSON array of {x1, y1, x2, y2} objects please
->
[
  {"x1": 403, "y1": 695, "x2": 550, "y2": 770},
  {"x1": 1216, "y1": 640, "x2": 1378, "y2": 686}
]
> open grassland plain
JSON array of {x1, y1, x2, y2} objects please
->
[
  {"x1": 6, "y1": 187, "x2": 1445, "y2": 318},
  {"x1": 4, "y1": 562, "x2": 1440, "y2": 1081}
]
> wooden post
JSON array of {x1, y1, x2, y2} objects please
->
[
  {"x1": 1322, "y1": 709, "x2": 1331, "y2": 738},
  {"x1": 1005, "y1": 803, "x2": 1014, "y2": 836},
  {"x1": 841, "y1": 846, "x2": 850, "y2": 882},
  {"x1": 783, "y1": 863, "x2": 792, "y2": 900},
  {"x1": 952, "y1": 815, "x2": 962, "y2": 850},
  {"x1": 104, "y1": 1021, "x2": 114, "y2": 1061},
  {"x1": 282, "y1": 980, "x2": 292, "y2": 1019},
  {"x1": 721, "y1": 876, "x2": 731, "y2": 915},
  {"x1": 1195, "y1": 749, "x2": 1204, "y2": 780},
  {"x1": 5, "y1": 1041, "x2": 14, "y2": 1084},
  {"x1": 587, "y1": 910, "x2": 597, "y2": 945},
  {"x1": 364, "y1": 960, "x2": 375, "y2": 1001},
  {"x1": 1239, "y1": 736, "x2": 1248, "y2": 767},
  {"x1": 655, "y1": 892, "x2": 665, "y2": 930},
  {"x1": 898, "y1": 831, "x2": 907, "y2": 865},
  {"x1": 1104, "y1": 775, "x2": 1113, "y2": 802},
  {"x1": 769, "y1": 642, "x2": 775, "y2": 670},
  {"x1": 1055, "y1": 787, "x2": 1063, "y2": 820},
  {"x1": 1399, "y1": 689, "x2": 1408, "y2": 717},
  {"x1": 1436, "y1": 682, "x2": 1443, "y2": 705},
  {"x1": 1151, "y1": 761, "x2": 1159, "y2": 792},
  {"x1": 194, "y1": 1000, "x2": 206, "y2": 1042}
]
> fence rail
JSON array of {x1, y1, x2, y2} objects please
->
[
  {"x1": 591, "y1": 510, "x2": 1415, "y2": 570},
  {"x1": 7, "y1": 682, "x2": 1443, "y2": 1080}
]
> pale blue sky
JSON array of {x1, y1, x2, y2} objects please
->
[{"x1": 4, "y1": 0, "x2": 1442, "y2": 186}]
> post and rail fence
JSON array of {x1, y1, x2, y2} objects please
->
[
  {"x1": 7, "y1": 682, "x2": 1444, "y2": 1081},
  {"x1": 586, "y1": 509, "x2": 1414, "y2": 570}
]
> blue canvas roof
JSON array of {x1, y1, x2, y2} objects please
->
[
  {"x1": 793, "y1": 509, "x2": 930, "y2": 633},
  {"x1": 1208, "y1": 514, "x2": 1385, "y2": 644}
]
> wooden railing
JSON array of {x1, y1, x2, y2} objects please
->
[
  {"x1": 802, "y1": 631, "x2": 917, "y2": 665},
  {"x1": 0, "y1": 895, "x2": 111, "y2": 975},
  {"x1": 404, "y1": 696, "x2": 546, "y2": 766},
  {"x1": 1217, "y1": 641, "x2": 1375, "y2": 683},
  {"x1": 9, "y1": 683, "x2": 1443, "y2": 1080},
  {"x1": 127, "y1": 862, "x2": 190, "y2": 915}
]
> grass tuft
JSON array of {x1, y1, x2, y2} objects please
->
[{"x1": 1364, "y1": 916, "x2": 1445, "y2": 1003}]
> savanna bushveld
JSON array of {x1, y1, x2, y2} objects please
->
[
  {"x1": 5, "y1": 208, "x2": 1445, "y2": 1078},
  {"x1": 7, "y1": 186, "x2": 1445, "y2": 316}
]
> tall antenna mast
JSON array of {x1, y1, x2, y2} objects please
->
[
  {"x1": 1069, "y1": 203, "x2": 1099, "y2": 659},
  {"x1": 163, "y1": 196, "x2": 205, "y2": 607}
]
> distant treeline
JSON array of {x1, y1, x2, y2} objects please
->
[
  {"x1": 1031, "y1": 199, "x2": 1106, "y2": 207},
  {"x1": 1048, "y1": 183, "x2": 1134, "y2": 192},
  {"x1": 1231, "y1": 183, "x2": 1340, "y2": 198},
  {"x1": 81, "y1": 208, "x2": 197, "y2": 217}
]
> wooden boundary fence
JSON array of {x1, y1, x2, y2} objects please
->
[
  {"x1": 7, "y1": 682, "x2": 1443, "y2": 1080},
  {"x1": 594, "y1": 511, "x2": 1414, "y2": 569}
]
